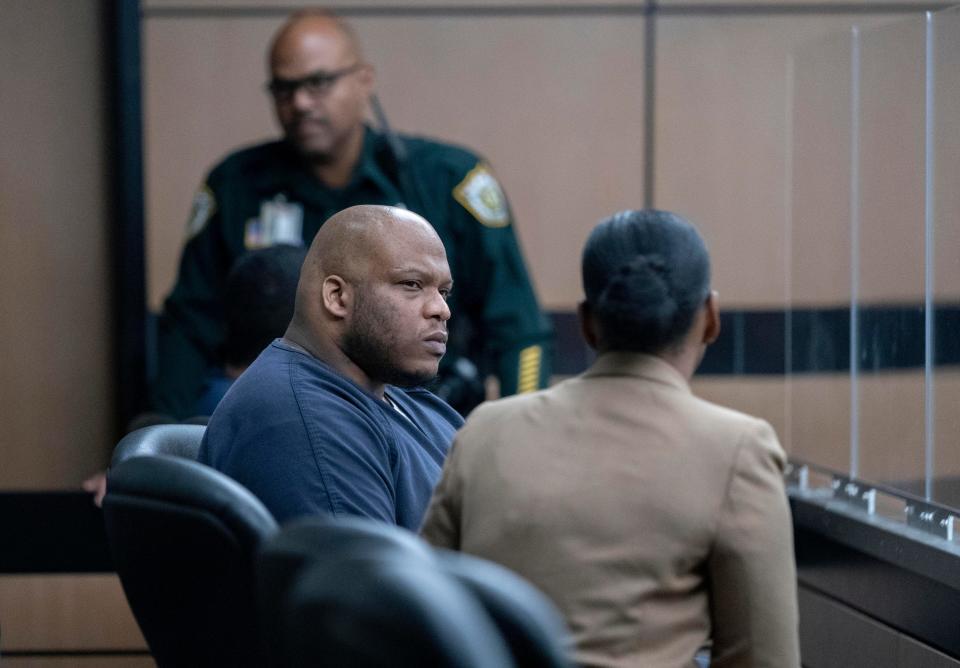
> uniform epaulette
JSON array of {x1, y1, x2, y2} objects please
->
[{"x1": 398, "y1": 133, "x2": 483, "y2": 176}]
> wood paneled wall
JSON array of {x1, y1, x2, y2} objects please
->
[
  {"x1": 654, "y1": 12, "x2": 903, "y2": 308},
  {"x1": 0, "y1": 575, "x2": 148, "y2": 662},
  {"x1": 0, "y1": 3, "x2": 147, "y2": 663},
  {"x1": 0, "y1": 1, "x2": 114, "y2": 490}
]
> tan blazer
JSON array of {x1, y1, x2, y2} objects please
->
[{"x1": 421, "y1": 352, "x2": 799, "y2": 668}]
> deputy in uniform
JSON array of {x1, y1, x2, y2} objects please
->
[{"x1": 154, "y1": 9, "x2": 552, "y2": 418}]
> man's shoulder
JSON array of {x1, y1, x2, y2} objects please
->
[
  {"x1": 388, "y1": 131, "x2": 515, "y2": 228},
  {"x1": 212, "y1": 342, "x2": 297, "y2": 407},
  {"x1": 200, "y1": 343, "x2": 303, "y2": 463},
  {"x1": 209, "y1": 342, "x2": 392, "y2": 443},
  {"x1": 396, "y1": 386, "x2": 465, "y2": 430},
  {"x1": 266, "y1": 342, "x2": 370, "y2": 407},
  {"x1": 272, "y1": 348, "x2": 398, "y2": 439},
  {"x1": 397, "y1": 132, "x2": 483, "y2": 175}
]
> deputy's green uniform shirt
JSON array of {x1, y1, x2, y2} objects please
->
[{"x1": 155, "y1": 127, "x2": 553, "y2": 418}]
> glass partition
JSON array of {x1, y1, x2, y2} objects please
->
[
  {"x1": 788, "y1": 29, "x2": 855, "y2": 474},
  {"x1": 789, "y1": 6, "x2": 960, "y2": 512},
  {"x1": 932, "y1": 6, "x2": 960, "y2": 509},
  {"x1": 856, "y1": 16, "x2": 927, "y2": 498}
]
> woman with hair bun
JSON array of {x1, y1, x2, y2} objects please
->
[{"x1": 422, "y1": 209, "x2": 800, "y2": 668}]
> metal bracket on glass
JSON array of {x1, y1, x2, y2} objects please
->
[
  {"x1": 785, "y1": 463, "x2": 809, "y2": 491},
  {"x1": 905, "y1": 501, "x2": 955, "y2": 541},
  {"x1": 832, "y1": 476, "x2": 876, "y2": 515}
]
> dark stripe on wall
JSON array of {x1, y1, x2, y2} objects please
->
[
  {"x1": 548, "y1": 303, "x2": 960, "y2": 377},
  {"x1": 2, "y1": 649, "x2": 151, "y2": 658},
  {"x1": 0, "y1": 492, "x2": 113, "y2": 573}
]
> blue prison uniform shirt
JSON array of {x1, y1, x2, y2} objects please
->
[{"x1": 198, "y1": 339, "x2": 463, "y2": 527}]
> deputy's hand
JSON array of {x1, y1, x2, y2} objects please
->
[
  {"x1": 432, "y1": 357, "x2": 486, "y2": 417},
  {"x1": 82, "y1": 471, "x2": 108, "y2": 508}
]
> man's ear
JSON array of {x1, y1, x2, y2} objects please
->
[
  {"x1": 358, "y1": 63, "x2": 376, "y2": 96},
  {"x1": 703, "y1": 290, "x2": 721, "y2": 345},
  {"x1": 321, "y1": 275, "x2": 350, "y2": 319},
  {"x1": 578, "y1": 301, "x2": 600, "y2": 350}
]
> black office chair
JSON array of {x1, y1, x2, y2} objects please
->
[
  {"x1": 436, "y1": 550, "x2": 573, "y2": 668},
  {"x1": 256, "y1": 515, "x2": 436, "y2": 666},
  {"x1": 281, "y1": 551, "x2": 514, "y2": 667},
  {"x1": 110, "y1": 423, "x2": 205, "y2": 466},
  {"x1": 103, "y1": 455, "x2": 278, "y2": 667}
]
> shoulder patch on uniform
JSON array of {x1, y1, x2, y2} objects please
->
[
  {"x1": 185, "y1": 185, "x2": 216, "y2": 240},
  {"x1": 453, "y1": 163, "x2": 510, "y2": 228}
]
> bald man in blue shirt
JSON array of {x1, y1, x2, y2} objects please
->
[{"x1": 199, "y1": 205, "x2": 462, "y2": 527}]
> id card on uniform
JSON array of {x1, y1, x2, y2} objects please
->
[{"x1": 245, "y1": 194, "x2": 304, "y2": 249}]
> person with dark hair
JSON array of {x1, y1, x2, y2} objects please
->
[
  {"x1": 200, "y1": 205, "x2": 463, "y2": 527},
  {"x1": 422, "y1": 210, "x2": 800, "y2": 667},
  {"x1": 153, "y1": 8, "x2": 552, "y2": 419},
  {"x1": 223, "y1": 245, "x2": 307, "y2": 370},
  {"x1": 193, "y1": 244, "x2": 308, "y2": 415},
  {"x1": 82, "y1": 244, "x2": 308, "y2": 507}
]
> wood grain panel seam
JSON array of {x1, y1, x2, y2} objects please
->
[
  {"x1": 144, "y1": 4, "x2": 653, "y2": 19},
  {"x1": 144, "y1": 3, "x2": 953, "y2": 19},
  {"x1": 1, "y1": 649, "x2": 150, "y2": 657},
  {"x1": 656, "y1": 2, "x2": 950, "y2": 14}
]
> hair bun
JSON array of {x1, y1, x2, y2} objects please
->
[
  {"x1": 581, "y1": 209, "x2": 710, "y2": 353},
  {"x1": 596, "y1": 254, "x2": 679, "y2": 333}
]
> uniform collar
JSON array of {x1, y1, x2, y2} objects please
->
[
  {"x1": 247, "y1": 142, "x2": 315, "y2": 202},
  {"x1": 261, "y1": 127, "x2": 397, "y2": 202},
  {"x1": 582, "y1": 351, "x2": 691, "y2": 394},
  {"x1": 356, "y1": 126, "x2": 404, "y2": 200}
]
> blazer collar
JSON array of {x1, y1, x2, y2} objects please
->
[{"x1": 582, "y1": 352, "x2": 691, "y2": 394}]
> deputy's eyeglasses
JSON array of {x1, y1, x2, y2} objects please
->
[{"x1": 266, "y1": 64, "x2": 363, "y2": 102}]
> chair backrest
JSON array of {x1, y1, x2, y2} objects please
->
[
  {"x1": 436, "y1": 551, "x2": 574, "y2": 668},
  {"x1": 103, "y1": 455, "x2": 278, "y2": 668},
  {"x1": 256, "y1": 515, "x2": 436, "y2": 666},
  {"x1": 282, "y1": 552, "x2": 514, "y2": 667},
  {"x1": 111, "y1": 424, "x2": 205, "y2": 466}
]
